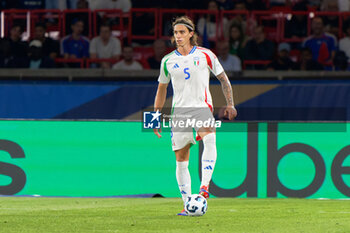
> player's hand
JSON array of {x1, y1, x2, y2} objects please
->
[
  {"x1": 153, "y1": 127, "x2": 162, "y2": 138},
  {"x1": 224, "y1": 105, "x2": 237, "y2": 120}
]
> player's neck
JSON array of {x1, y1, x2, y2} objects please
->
[{"x1": 177, "y1": 44, "x2": 194, "y2": 56}]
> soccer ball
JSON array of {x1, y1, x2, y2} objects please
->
[{"x1": 184, "y1": 194, "x2": 208, "y2": 216}]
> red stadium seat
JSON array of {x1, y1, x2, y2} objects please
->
[
  {"x1": 159, "y1": 9, "x2": 190, "y2": 39},
  {"x1": 133, "y1": 47, "x2": 154, "y2": 60},
  {"x1": 93, "y1": 9, "x2": 124, "y2": 42},
  {"x1": 270, "y1": 6, "x2": 292, "y2": 12},
  {"x1": 307, "y1": 11, "x2": 341, "y2": 39},
  {"x1": 55, "y1": 58, "x2": 84, "y2": 68},
  {"x1": 128, "y1": 8, "x2": 158, "y2": 44},
  {"x1": 252, "y1": 11, "x2": 283, "y2": 43},
  {"x1": 220, "y1": 10, "x2": 250, "y2": 38},
  {"x1": 280, "y1": 11, "x2": 309, "y2": 43},
  {"x1": 1, "y1": 10, "x2": 30, "y2": 40},
  {"x1": 138, "y1": 58, "x2": 150, "y2": 69},
  {"x1": 289, "y1": 49, "x2": 301, "y2": 62},
  {"x1": 31, "y1": 9, "x2": 62, "y2": 40},
  {"x1": 340, "y1": 12, "x2": 350, "y2": 38},
  {"x1": 190, "y1": 9, "x2": 221, "y2": 43},
  {"x1": 86, "y1": 58, "x2": 120, "y2": 68},
  {"x1": 3, "y1": 8, "x2": 350, "y2": 71},
  {"x1": 243, "y1": 60, "x2": 271, "y2": 69},
  {"x1": 62, "y1": 9, "x2": 92, "y2": 39}
]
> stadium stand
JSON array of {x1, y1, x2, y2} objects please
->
[{"x1": 1, "y1": 0, "x2": 350, "y2": 70}]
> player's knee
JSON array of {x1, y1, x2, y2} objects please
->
[
  {"x1": 176, "y1": 160, "x2": 189, "y2": 168},
  {"x1": 198, "y1": 127, "x2": 216, "y2": 137},
  {"x1": 202, "y1": 133, "x2": 216, "y2": 146}
]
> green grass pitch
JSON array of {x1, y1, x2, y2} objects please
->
[{"x1": 0, "y1": 197, "x2": 350, "y2": 233}]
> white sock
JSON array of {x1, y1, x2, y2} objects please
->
[
  {"x1": 201, "y1": 133, "x2": 217, "y2": 187},
  {"x1": 176, "y1": 161, "x2": 191, "y2": 204}
]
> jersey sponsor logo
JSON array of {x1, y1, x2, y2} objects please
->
[
  {"x1": 184, "y1": 68, "x2": 190, "y2": 80},
  {"x1": 173, "y1": 63, "x2": 179, "y2": 69},
  {"x1": 204, "y1": 165, "x2": 213, "y2": 170},
  {"x1": 193, "y1": 57, "x2": 200, "y2": 66},
  {"x1": 143, "y1": 110, "x2": 161, "y2": 129},
  {"x1": 181, "y1": 190, "x2": 187, "y2": 194}
]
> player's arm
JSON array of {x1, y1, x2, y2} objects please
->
[
  {"x1": 153, "y1": 83, "x2": 168, "y2": 138},
  {"x1": 216, "y1": 71, "x2": 237, "y2": 120}
]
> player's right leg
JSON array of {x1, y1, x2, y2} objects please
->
[
  {"x1": 175, "y1": 144, "x2": 191, "y2": 216},
  {"x1": 171, "y1": 129, "x2": 196, "y2": 216}
]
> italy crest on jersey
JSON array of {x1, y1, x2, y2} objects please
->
[{"x1": 193, "y1": 57, "x2": 200, "y2": 66}]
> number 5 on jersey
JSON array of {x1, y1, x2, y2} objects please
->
[{"x1": 184, "y1": 68, "x2": 190, "y2": 80}]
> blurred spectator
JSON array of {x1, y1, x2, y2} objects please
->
[
  {"x1": 231, "y1": 1, "x2": 257, "y2": 39},
  {"x1": 46, "y1": 0, "x2": 77, "y2": 9},
  {"x1": 77, "y1": 0, "x2": 88, "y2": 8},
  {"x1": 294, "y1": 48, "x2": 324, "y2": 70},
  {"x1": 197, "y1": 0, "x2": 218, "y2": 40},
  {"x1": 321, "y1": 0, "x2": 340, "y2": 38},
  {"x1": 217, "y1": 40, "x2": 241, "y2": 72},
  {"x1": 244, "y1": 25, "x2": 275, "y2": 61},
  {"x1": 225, "y1": 1, "x2": 247, "y2": 36},
  {"x1": 33, "y1": 23, "x2": 60, "y2": 60},
  {"x1": 284, "y1": 2, "x2": 308, "y2": 39},
  {"x1": 197, "y1": 1, "x2": 227, "y2": 47},
  {"x1": 61, "y1": 19, "x2": 89, "y2": 59},
  {"x1": 25, "y1": 40, "x2": 55, "y2": 69},
  {"x1": 333, "y1": 50, "x2": 348, "y2": 70},
  {"x1": 0, "y1": 24, "x2": 28, "y2": 67},
  {"x1": 131, "y1": 0, "x2": 161, "y2": 7},
  {"x1": 0, "y1": 40, "x2": 11, "y2": 67},
  {"x1": 20, "y1": 0, "x2": 44, "y2": 9},
  {"x1": 339, "y1": 20, "x2": 350, "y2": 61},
  {"x1": 147, "y1": 39, "x2": 167, "y2": 69},
  {"x1": 90, "y1": 23, "x2": 121, "y2": 68},
  {"x1": 307, "y1": 0, "x2": 322, "y2": 8},
  {"x1": 216, "y1": 0, "x2": 235, "y2": 10},
  {"x1": 6, "y1": 24, "x2": 28, "y2": 58},
  {"x1": 64, "y1": 10, "x2": 90, "y2": 37},
  {"x1": 338, "y1": 0, "x2": 350, "y2": 11},
  {"x1": 302, "y1": 17, "x2": 337, "y2": 64},
  {"x1": 267, "y1": 43, "x2": 295, "y2": 70},
  {"x1": 0, "y1": 0, "x2": 21, "y2": 9},
  {"x1": 133, "y1": 0, "x2": 203, "y2": 9},
  {"x1": 228, "y1": 23, "x2": 247, "y2": 61},
  {"x1": 112, "y1": 46, "x2": 143, "y2": 70},
  {"x1": 244, "y1": 0, "x2": 266, "y2": 10},
  {"x1": 88, "y1": 0, "x2": 131, "y2": 12},
  {"x1": 234, "y1": 0, "x2": 246, "y2": 10},
  {"x1": 269, "y1": 0, "x2": 292, "y2": 7}
]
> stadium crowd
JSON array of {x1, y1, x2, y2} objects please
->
[{"x1": 0, "y1": 0, "x2": 350, "y2": 70}]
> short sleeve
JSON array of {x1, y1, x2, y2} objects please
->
[
  {"x1": 112, "y1": 38, "x2": 122, "y2": 56},
  {"x1": 83, "y1": 41, "x2": 90, "y2": 58},
  {"x1": 207, "y1": 50, "x2": 224, "y2": 76},
  {"x1": 158, "y1": 57, "x2": 171, "y2": 84},
  {"x1": 199, "y1": 48, "x2": 224, "y2": 76},
  {"x1": 330, "y1": 36, "x2": 337, "y2": 51},
  {"x1": 211, "y1": 55, "x2": 224, "y2": 76},
  {"x1": 89, "y1": 38, "x2": 97, "y2": 54},
  {"x1": 62, "y1": 39, "x2": 69, "y2": 54}
]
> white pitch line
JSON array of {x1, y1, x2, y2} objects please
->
[{"x1": 319, "y1": 211, "x2": 350, "y2": 214}]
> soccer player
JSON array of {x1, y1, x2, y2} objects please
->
[{"x1": 153, "y1": 16, "x2": 237, "y2": 216}]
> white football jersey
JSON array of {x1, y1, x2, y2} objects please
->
[{"x1": 158, "y1": 46, "x2": 224, "y2": 111}]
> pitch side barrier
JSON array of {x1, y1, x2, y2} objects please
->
[
  {"x1": 0, "y1": 120, "x2": 349, "y2": 198},
  {"x1": 0, "y1": 69, "x2": 349, "y2": 81}
]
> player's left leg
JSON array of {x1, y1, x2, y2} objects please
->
[{"x1": 198, "y1": 128, "x2": 216, "y2": 199}]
